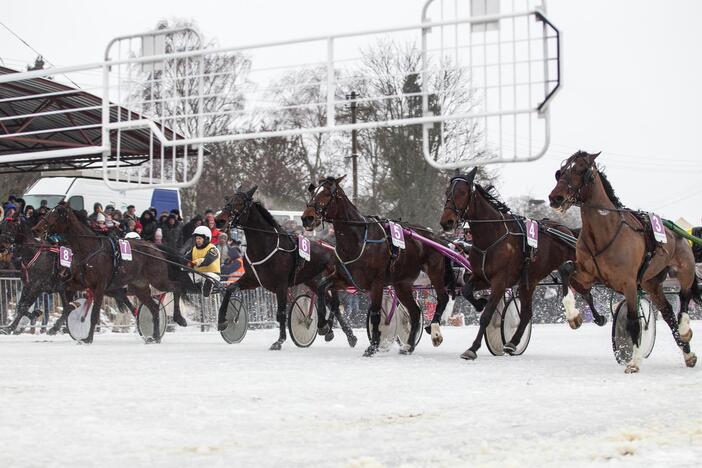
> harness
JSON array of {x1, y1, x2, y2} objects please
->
[
  {"x1": 223, "y1": 192, "x2": 298, "y2": 287},
  {"x1": 556, "y1": 154, "x2": 660, "y2": 285}
]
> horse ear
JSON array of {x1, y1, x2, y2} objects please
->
[
  {"x1": 590, "y1": 151, "x2": 601, "y2": 162},
  {"x1": 308, "y1": 183, "x2": 317, "y2": 194},
  {"x1": 335, "y1": 175, "x2": 347, "y2": 185},
  {"x1": 246, "y1": 186, "x2": 258, "y2": 198},
  {"x1": 466, "y1": 167, "x2": 478, "y2": 184}
]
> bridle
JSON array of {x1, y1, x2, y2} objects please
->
[
  {"x1": 222, "y1": 192, "x2": 254, "y2": 233},
  {"x1": 443, "y1": 176, "x2": 473, "y2": 223},
  {"x1": 306, "y1": 180, "x2": 339, "y2": 223},
  {"x1": 554, "y1": 154, "x2": 596, "y2": 207}
]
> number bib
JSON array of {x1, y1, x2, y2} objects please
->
[
  {"x1": 59, "y1": 246, "x2": 73, "y2": 267},
  {"x1": 526, "y1": 219, "x2": 539, "y2": 248},
  {"x1": 650, "y1": 213, "x2": 667, "y2": 244},
  {"x1": 298, "y1": 235, "x2": 311, "y2": 261},
  {"x1": 119, "y1": 239, "x2": 133, "y2": 261},
  {"x1": 389, "y1": 222, "x2": 406, "y2": 249}
]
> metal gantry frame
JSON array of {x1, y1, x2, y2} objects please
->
[{"x1": 0, "y1": 0, "x2": 561, "y2": 189}]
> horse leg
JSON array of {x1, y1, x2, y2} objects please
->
[
  {"x1": 269, "y1": 288, "x2": 287, "y2": 351},
  {"x1": 5, "y1": 287, "x2": 41, "y2": 334},
  {"x1": 425, "y1": 272, "x2": 450, "y2": 348},
  {"x1": 363, "y1": 284, "x2": 385, "y2": 357},
  {"x1": 329, "y1": 289, "x2": 357, "y2": 347},
  {"x1": 83, "y1": 289, "x2": 105, "y2": 345},
  {"x1": 461, "y1": 287, "x2": 506, "y2": 360},
  {"x1": 503, "y1": 284, "x2": 535, "y2": 354},
  {"x1": 622, "y1": 286, "x2": 643, "y2": 373},
  {"x1": 134, "y1": 286, "x2": 161, "y2": 344},
  {"x1": 645, "y1": 280, "x2": 696, "y2": 368},
  {"x1": 394, "y1": 283, "x2": 422, "y2": 355},
  {"x1": 47, "y1": 291, "x2": 73, "y2": 335},
  {"x1": 559, "y1": 260, "x2": 585, "y2": 329},
  {"x1": 172, "y1": 291, "x2": 188, "y2": 327},
  {"x1": 217, "y1": 284, "x2": 239, "y2": 331},
  {"x1": 315, "y1": 277, "x2": 332, "y2": 337},
  {"x1": 461, "y1": 279, "x2": 488, "y2": 312}
]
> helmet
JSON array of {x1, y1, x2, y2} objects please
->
[
  {"x1": 192, "y1": 226, "x2": 212, "y2": 243},
  {"x1": 124, "y1": 232, "x2": 141, "y2": 240}
]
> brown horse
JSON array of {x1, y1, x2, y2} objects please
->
[
  {"x1": 33, "y1": 203, "x2": 193, "y2": 344},
  {"x1": 549, "y1": 151, "x2": 699, "y2": 372},
  {"x1": 302, "y1": 176, "x2": 454, "y2": 356},
  {"x1": 215, "y1": 186, "x2": 357, "y2": 350},
  {"x1": 439, "y1": 167, "x2": 605, "y2": 360}
]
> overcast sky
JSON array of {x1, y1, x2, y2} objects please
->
[{"x1": 3, "y1": 0, "x2": 701, "y2": 223}]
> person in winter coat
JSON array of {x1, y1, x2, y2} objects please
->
[
  {"x1": 182, "y1": 214, "x2": 204, "y2": 241},
  {"x1": 161, "y1": 213, "x2": 183, "y2": 250},
  {"x1": 139, "y1": 210, "x2": 158, "y2": 241},
  {"x1": 205, "y1": 214, "x2": 221, "y2": 245}
]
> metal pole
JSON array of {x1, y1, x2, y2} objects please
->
[{"x1": 348, "y1": 91, "x2": 359, "y2": 205}]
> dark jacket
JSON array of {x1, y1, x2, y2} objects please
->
[
  {"x1": 161, "y1": 217, "x2": 183, "y2": 250},
  {"x1": 139, "y1": 211, "x2": 158, "y2": 241}
]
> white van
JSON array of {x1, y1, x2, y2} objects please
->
[{"x1": 23, "y1": 176, "x2": 181, "y2": 215}]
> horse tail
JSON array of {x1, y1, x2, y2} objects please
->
[{"x1": 443, "y1": 255, "x2": 456, "y2": 299}]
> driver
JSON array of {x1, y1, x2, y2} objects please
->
[{"x1": 186, "y1": 226, "x2": 220, "y2": 297}]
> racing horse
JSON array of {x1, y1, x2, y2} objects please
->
[
  {"x1": 215, "y1": 186, "x2": 357, "y2": 350},
  {"x1": 439, "y1": 167, "x2": 606, "y2": 360},
  {"x1": 33, "y1": 203, "x2": 194, "y2": 344},
  {"x1": 302, "y1": 176, "x2": 456, "y2": 356},
  {"x1": 0, "y1": 218, "x2": 135, "y2": 334},
  {"x1": 549, "y1": 150, "x2": 699, "y2": 372}
]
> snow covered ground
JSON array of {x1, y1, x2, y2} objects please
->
[{"x1": 1, "y1": 322, "x2": 701, "y2": 468}]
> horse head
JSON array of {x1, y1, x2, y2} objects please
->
[
  {"x1": 33, "y1": 202, "x2": 72, "y2": 237},
  {"x1": 439, "y1": 167, "x2": 477, "y2": 232},
  {"x1": 218, "y1": 186, "x2": 257, "y2": 229},
  {"x1": 549, "y1": 150, "x2": 600, "y2": 211},
  {"x1": 301, "y1": 175, "x2": 346, "y2": 230}
]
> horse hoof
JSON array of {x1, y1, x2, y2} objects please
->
[
  {"x1": 217, "y1": 321, "x2": 228, "y2": 332},
  {"x1": 173, "y1": 315, "x2": 188, "y2": 327},
  {"x1": 46, "y1": 327, "x2": 58, "y2": 336},
  {"x1": 461, "y1": 349, "x2": 477, "y2": 360},
  {"x1": 685, "y1": 353, "x2": 697, "y2": 368},
  {"x1": 430, "y1": 323, "x2": 443, "y2": 347},
  {"x1": 363, "y1": 345, "x2": 378, "y2": 357},
  {"x1": 624, "y1": 364, "x2": 639, "y2": 374},
  {"x1": 324, "y1": 330, "x2": 335, "y2": 342},
  {"x1": 78, "y1": 338, "x2": 92, "y2": 345},
  {"x1": 317, "y1": 323, "x2": 331, "y2": 336},
  {"x1": 399, "y1": 344, "x2": 414, "y2": 355},
  {"x1": 347, "y1": 335, "x2": 358, "y2": 348},
  {"x1": 593, "y1": 315, "x2": 607, "y2": 327},
  {"x1": 269, "y1": 341, "x2": 282, "y2": 351},
  {"x1": 568, "y1": 315, "x2": 583, "y2": 330},
  {"x1": 503, "y1": 342, "x2": 516, "y2": 355}
]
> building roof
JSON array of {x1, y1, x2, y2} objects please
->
[{"x1": 0, "y1": 66, "x2": 185, "y2": 174}]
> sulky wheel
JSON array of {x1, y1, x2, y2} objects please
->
[
  {"x1": 611, "y1": 297, "x2": 657, "y2": 365},
  {"x1": 395, "y1": 301, "x2": 423, "y2": 348},
  {"x1": 66, "y1": 298, "x2": 91, "y2": 342},
  {"x1": 500, "y1": 295, "x2": 532, "y2": 356},
  {"x1": 137, "y1": 301, "x2": 167, "y2": 343},
  {"x1": 220, "y1": 293, "x2": 248, "y2": 344},
  {"x1": 286, "y1": 293, "x2": 317, "y2": 348},
  {"x1": 484, "y1": 295, "x2": 506, "y2": 356}
]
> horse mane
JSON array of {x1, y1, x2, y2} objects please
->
[
  {"x1": 474, "y1": 184, "x2": 511, "y2": 214},
  {"x1": 252, "y1": 201, "x2": 281, "y2": 229},
  {"x1": 596, "y1": 167, "x2": 624, "y2": 208}
]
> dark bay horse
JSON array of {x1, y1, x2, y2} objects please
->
[
  {"x1": 302, "y1": 176, "x2": 454, "y2": 356},
  {"x1": 33, "y1": 203, "x2": 194, "y2": 344},
  {"x1": 549, "y1": 151, "x2": 699, "y2": 372},
  {"x1": 0, "y1": 218, "x2": 134, "y2": 335},
  {"x1": 439, "y1": 167, "x2": 605, "y2": 360},
  {"x1": 215, "y1": 186, "x2": 357, "y2": 350}
]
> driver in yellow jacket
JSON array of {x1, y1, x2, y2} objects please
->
[{"x1": 186, "y1": 226, "x2": 220, "y2": 297}]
